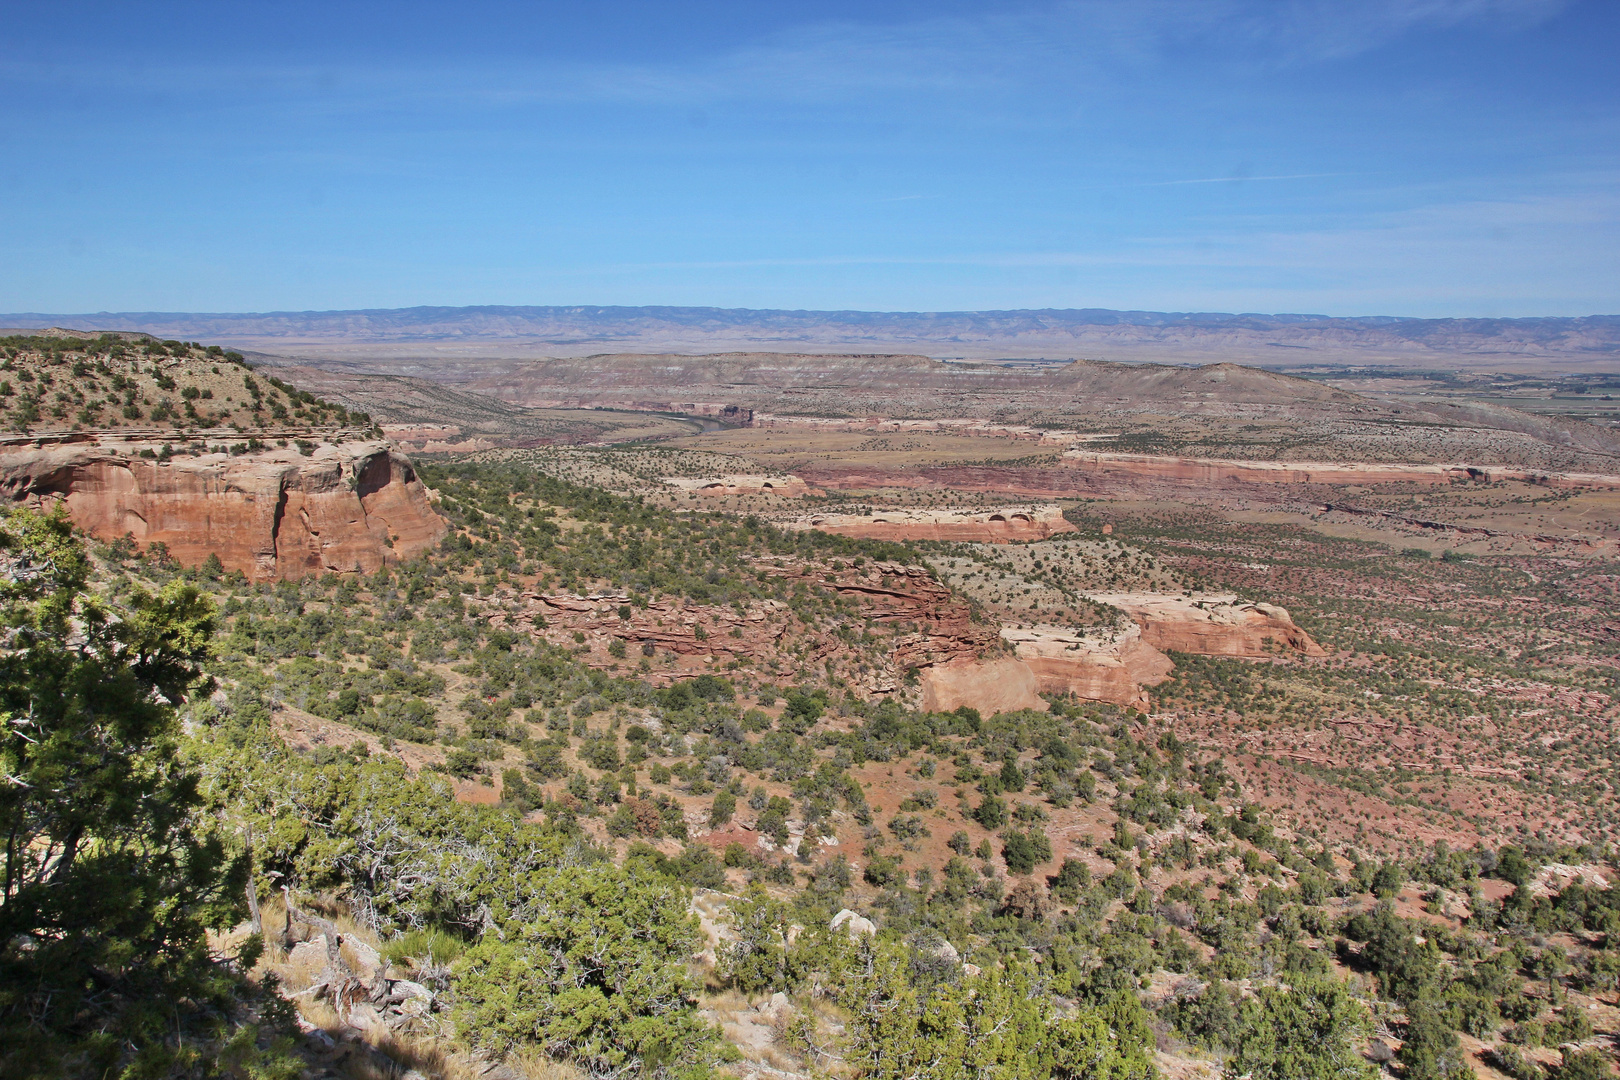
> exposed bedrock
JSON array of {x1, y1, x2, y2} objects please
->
[
  {"x1": 0, "y1": 436, "x2": 447, "y2": 581},
  {"x1": 918, "y1": 657, "x2": 1048, "y2": 715},
  {"x1": 990, "y1": 596, "x2": 1322, "y2": 712},
  {"x1": 666, "y1": 474, "x2": 812, "y2": 497},
  {"x1": 469, "y1": 557, "x2": 997, "y2": 700},
  {"x1": 1087, "y1": 592, "x2": 1328, "y2": 658},
  {"x1": 999, "y1": 625, "x2": 1174, "y2": 712},
  {"x1": 790, "y1": 504, "x2": 1073, "y2": 543}
]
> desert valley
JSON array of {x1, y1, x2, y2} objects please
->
[{"x1": 2, "y1": 311, "x2": 1618, "y2": 1080}]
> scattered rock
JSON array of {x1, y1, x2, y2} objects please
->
[
  {"x1": 756, "y1": 991, "x2": 793, "y2": 1025},
  {"x1": 342, "y1": 937, "x2": 383, "y2": 978},
  {"x1": 287, "y1": 938, "x2": 329, "y2": 968},
  {"x1": 831, "y1": 909, "x2": 877, "y2": 937}
]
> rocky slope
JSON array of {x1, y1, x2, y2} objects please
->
[
  {"x1": 472, "y1": 557, "x2": 998, "y2": 700},
  {"x1": 0, "y1": 435, "x2": 446, "y2": 580}
]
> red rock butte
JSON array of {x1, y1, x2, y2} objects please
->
[{"x1": 0, "y1": 435, "x2": 447, "y2": 581}]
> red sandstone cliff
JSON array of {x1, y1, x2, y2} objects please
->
[
  {"x1": 919, "y1": 657, "x2": 1047, "y2": 715},
  {"x1": 0, "y1": 436, "x2": 447, "y2": 581},
  {"x1": 1086, "y1": 593, "x2": 1327, "y2": 657},
  {"x1": 999, "y1": 625, "x2": 1174, "y2": 712}
]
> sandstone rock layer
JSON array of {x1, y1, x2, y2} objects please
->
[
  {"x1": 999, "y1": 625, "x2": 1173, "y2": 712},
  {"x1": 792, "y1": 504, "x2": 1073, "y2": 543},
  {"x1": 0, "y1": 436, "x2": 447, "y2": 581},
  {"x1": 666, "y1": 474, "x2": 812, "y2": 497},
  {"x1": 918, "y1": 657, "x2": 1047, "y2": 716},
  {"x1": 1087, "y1": 593, "x2": 1327, "y2": 657},
  {"x1": 475, "y1": 557, "x2": 997, "y2": 699}
]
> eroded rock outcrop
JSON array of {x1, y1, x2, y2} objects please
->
[
  {"x1": 918, "y1": 656, "x2": 1047, "y2": 715},
  {"x1": 999, "y1": 624, "x2": 1173, "y2": 712},
  {"x1": 1086, "y1": 593, "x2": 1327, "y2": 657},
  {"x1": 665, "y1": 474, "x2": 812, "y2": 497},
  {"x1": 790, "y1": 504, "x2": 1073, "y2": 543},
  {"x1": 0, "y1": 435, "x2": 447, "y2": 581}
]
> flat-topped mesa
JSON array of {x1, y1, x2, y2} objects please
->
[
  {"x1": 789, "y1": 504, "x2": 1074, "y2": 544},
  {"x1": 0, "y1": 436, "x2": 447, "y2": 581},
  {"x1": 999, "y1": 624, "x2": 1174, "y2": 712},
  {"x1": 664, "y1": 474, "x2": 812, "y2": 497},
  {"x1": 1086, "y1": 592, "x2": 1327, "y2": 658}
]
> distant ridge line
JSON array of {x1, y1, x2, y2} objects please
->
[
  {"x1": 4, "y1": 304, "x2": 1618, "y2": 364},
  {"x1": 6, "y1": 303, "x2": 1619, "y2": 329}
]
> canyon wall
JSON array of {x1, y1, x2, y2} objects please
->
[
  {"x1": 1088, "y1": 593, "x2": 1327, "y2": 657},
  {"x1": 992, "y1": 597, "x2": 1323, "y2": 712},
  {"x1": 472, "y1": 557, "x2": 998, "y2": 700},
  {"x1": 999, "y1": 625, "x2": 1174, "y2": 712},
  {"x1": 918, "y1": 657, "x2": 1047, "y2": 715},
  {"x1": 0, "y1": 436, "x2": 447, "y2": 581},
  {"x1": 797, "y1": 455, "x2": 1620, "y2": 501}
]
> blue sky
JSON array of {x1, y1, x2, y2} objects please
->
[{"x1": 1, "y1": 0, "x2": 1616, "y2": 317}]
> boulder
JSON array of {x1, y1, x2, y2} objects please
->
[
  {"x1": 342, "y1": 937, "x2": 383, "y2": 979},
  {"x1": 386, "y1": 979, "x2": 433, "y2": 1004},
  {"x1": 342, "y1": 1002, "x2": 387, "y2": 1035},
  {"x1": 756, "y1": 991, "x2": 793, "y2": 1024},
  {"x1": 831, "y1": 909, "x2": 877, "y2": 937},
  {"x1": 287, "y1": 937, "x2": 329, "y2": 968}
]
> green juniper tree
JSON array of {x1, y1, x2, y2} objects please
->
[{"x1": 0, "y1": 508, "x2": 282, "y2": 1076}]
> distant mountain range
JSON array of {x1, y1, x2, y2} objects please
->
[{"x1": 5, "y1": 305, "x2": 1618, "y2": 370}]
